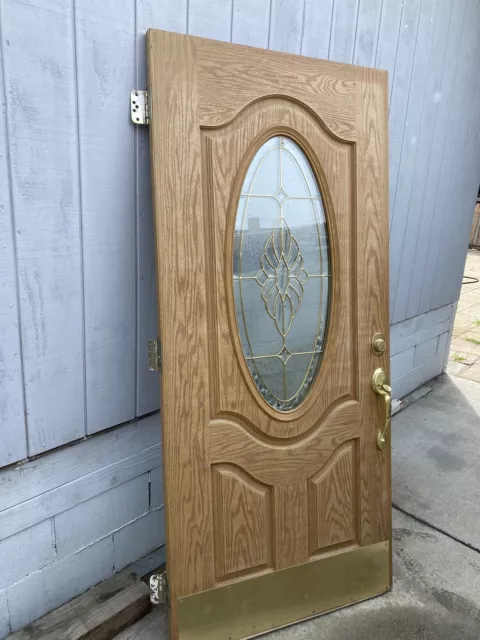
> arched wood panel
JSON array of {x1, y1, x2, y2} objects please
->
[
  {"x1": 212, "y1": 464, "x2": 274, "y2": 582},
  {"x1": 308, "y1": 440, "x2": 358, "y2": 555}
]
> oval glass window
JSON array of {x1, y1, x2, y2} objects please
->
[{"x1": 233, "y1": 135, "x2": 331, "y2": 412}]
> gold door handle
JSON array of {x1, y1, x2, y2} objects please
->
[{"x1": 371, "y1": 368, "x2": 391, "y2": 450}]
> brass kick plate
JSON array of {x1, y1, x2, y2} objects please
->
[{"x1": 178, "y1": 541, "x2": 390, "y2": 640}]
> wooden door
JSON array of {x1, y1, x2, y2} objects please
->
[{"x1": 147, "y1": 30, "x2": 391, "y2": 640}]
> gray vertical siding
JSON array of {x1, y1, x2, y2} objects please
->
[
  {"x1": 2, "y1": 0, "x2": 85, "y2": 458},
  {"x1": 405, "y1": 0, "x2": 468, "y2": 317},
  {"x1": 430, "y1": 0, "x2": 480, "y2": 312},
  {"x1": 0, "y1": 0, "x2": 479, "y2": 463},
  {"x1": 0, "y1": 3, "x2": 26, "y2": 466},
  {"x1": 419, "y1": 0, "x2": 479, "y2": 314},
  {"x1": 75, "y1": 1, "x2": 137, "y2": 434},
  {"x1": 353, "y1": 0, "x2": 383, "y2": 67},
  {"x1": 393, "y1": 0, "x2": 455, "y2": 322},
  {"x1": 389, "y1": 0, "x2": 438, "y2": 319}
]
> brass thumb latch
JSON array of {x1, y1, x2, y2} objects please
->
[{"x1": 371, "y1": 368, "x2": 391, "y2": 450}]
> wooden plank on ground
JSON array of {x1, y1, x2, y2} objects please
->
[
  {"x1": 7, "y1": 572, "x2": 150, "y2": 640},
  {"x1": 113, "y1": 607, "x2": 167, "y2": 640}
]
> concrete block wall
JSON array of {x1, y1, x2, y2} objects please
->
[
  {"x1": 0, "y1": 415, "x2": 164, "y2": 637},
  {"x1": 391, "y1": 303, "x2": 455, "y2": 400}
]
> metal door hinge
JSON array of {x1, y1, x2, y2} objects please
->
[
  {"x1": 150, "y1": 571, "x2": 168, "y2": 605},
  {"x1": 148, "y1": 339, "x2": 162, "y2": 372},
  {"x1": 131, "y1": 89, "x2": 149, "y2": 125}
]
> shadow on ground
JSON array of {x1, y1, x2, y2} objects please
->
[{"x1": 392, "y1": 373, "x2": 480, "y2": 549}]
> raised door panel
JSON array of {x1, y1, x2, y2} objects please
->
[
  {"x1": 308, "y1": 440, "x2": 358, "y2": 555},
  {"x1": 195, "y1": 37, "x2": 358, "y2": 140},
  {"x1": 209, "y1": 402, "x2": 360, "y2": 485},
  {"x1": 212, "y1": 464, "x2": 274, "y2": 582}
]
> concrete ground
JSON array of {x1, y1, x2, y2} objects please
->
[
  {"x1": 448, "y1": 249, "x2": 480, "y2": 382},
  {"x1": 117, "y1": 360, "x2": 480, "y2": 638}
]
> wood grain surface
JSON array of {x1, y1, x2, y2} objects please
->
[
  {"x1": 274, "y1": 482, "x2": 309, "y2": 569},
  {"x1": 355, "y1": 67, "x2": 391, "y2": 549},
  {"x1": 212, "y1": 464, "x2": 273, "y2": 582},
  {"x1": 147, "y1": 31, "x2": 214, "y2": 639},
  {"x1": 147, "y1": 29, "x2": 390, "y2": 639},
  {"x1": 8, "y1": 571, "x2": 150, "y2": 640},
  {"x1": 203, "y1": 96, "x2": 357, "y2": 439},
  {"x1": 209, "y1": 400, "x2": 360, "y2": 485},
  {"x1": 308, "y1": 440, "x2": 357, "y2": 554},
  {"x1": 195, "y1": 36, "x2": 357, "y2": 140}
]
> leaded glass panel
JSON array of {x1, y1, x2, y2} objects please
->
[{"x1": 233, "y1": 136, "x2": 330, "y2": 412}]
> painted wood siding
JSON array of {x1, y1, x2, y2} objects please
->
[{"x1": 1, "y1": 0, "x2": 480, "y2": 466}]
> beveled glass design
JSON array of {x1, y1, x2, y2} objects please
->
[{"x1": 233, "y1": 136, "x2": 330, "y2": 411}]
